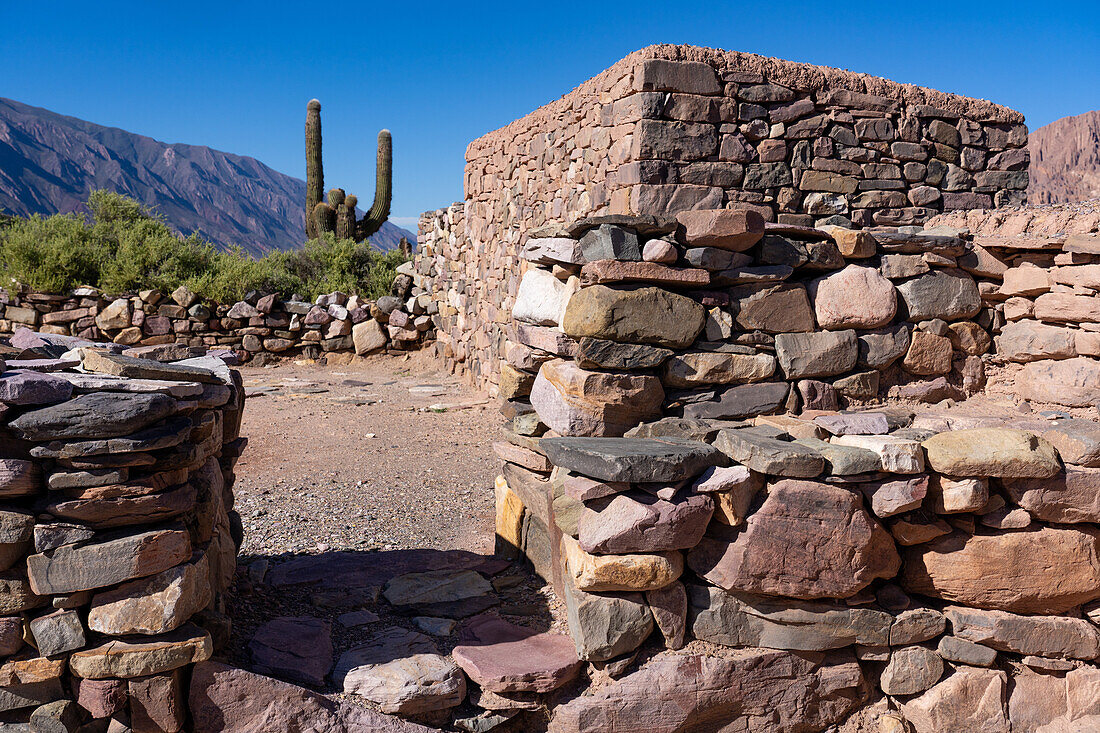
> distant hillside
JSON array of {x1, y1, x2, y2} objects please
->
[
  {"x1": 0, "y1": 97, "x2": 414, "y2": 256},
  {"x1": 1028, "y1": 110, "x2": 1100, "y2": 204}
]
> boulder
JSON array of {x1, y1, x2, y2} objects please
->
[
  {"x1": 529, "y1": 360, "x2": 663, "y2": 437},
  {"x1": 937, "y1": 635, "x2": 998, "y2": 667},
  {"x1": 547, "y1": 648, "x2": 865, "y2": 733},
  {"x1": 732, "y1": 284, "x2": 815, "y2": 333},
  {"x1": 689, "y1": 584, "x2": 892, "y2": 650},
  {"x1": 579, "y1": 224, "x2": 641, "y2": 261},
  {"x1": 661, "y1": 351, "x2": 775, "y2": 387},
  {"x1": 890, "y1": 608, "x2": 946, "y2": 645},
  {"x1": 675, "y1": 209, "x2": 765, "y2": 251},
  {"x1": 686, "y1": 480, "x2": 899, "y2": 599},
  {"x1": 352, "y1": 319, "x2": 387, "y2": 355},
  {"x1": 575, "y1": 338, "x2": 672, "y2": 371},
  {"x1": 945, "y1": 606, "x2": 1100, "y2": 660},
  {"x1": 900, "y1": 668, "x2": 1009, "y2": 733},
  {"x1": 897, "y1": 268, "x2": 981, "y2": 322},
  {"x1": 902, "y1": 331, "x2": 953, "y2": 375},
  {"x1": 1004, "y1": 465, "x2": 1100, "y2": 523},
  {"x1": 562, "y1": 576, "x2": 652, "y2": 662},
  {"x1": 561, "y1": 534, "x2": 682, "y2": 592},
  {"x1": 775, "y1": 330, "x2": 857, "y2": 379},
  {"x1": 809, "y1": 265, "x2": 897, "y2": 329},
  {"x1": 1017, "y1": 358, "x2": 1100, "y2": 407},
  {"x1": 714, "y1": 428, "x2": 824, "y2": 477},
  {"x1": 189, "y1": 661, "x2": 437, "y2": 733},
  {"x1": 578, "y1": 492, "x2": 714, "y2": 554},
  {"x1": 880, "y1": 646, "x2": 943, "y2": 696},
  {"x1": 512, "y1": 269, "x2": 576, "y2": 326},
  {"x1": 922, "y1": 428, "x2": 1061, "y2": 478},
  {"x1": 561, "y1": 285, "x2": 705, "y2": 348},
  {"x1": 95, "y1": 299, "x2": 131, "y2": 331},
  {"x1": 901, "y1": 527, "x2": 1100, "y2": 614}
]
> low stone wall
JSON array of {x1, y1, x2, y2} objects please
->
[
  {"x1": 489, "y1": 211, "x2": 1100, "y2": 730},
  {"x1": 0, "y1": 334, "x2": 244, "y2": 730},
  {"x1": 0, "y1": 267, "x2": 431, "y2": 364}
]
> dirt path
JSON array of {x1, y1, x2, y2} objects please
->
[{"x1": 233, "y1": 351, "x2": 501, "y2": 560}]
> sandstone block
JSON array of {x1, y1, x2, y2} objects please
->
[
  {"x1": 561, "y1": 285, "x2": 705, "y2": 348},
  {"x1": 809, "y1": 265, "x2": 896, "y2": 330},
  {"x1": 529, "y1": 360, "x2": 663, "y2": 437},
  {"x1": 675, "y1": 209, "x2": 765, "y2": 251},
  {"x1": 775, "y1": 330, "x2": 857, "y2": 379},
  {"x1": 922, "y1": 428, "x2": 1061, "y2": 478},
  {"x1": 561, "y1": 534, "x2": 682, "y2": 592}
]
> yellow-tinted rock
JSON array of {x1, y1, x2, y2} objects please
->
[
  {"x1": 494, "y1": 476, "x2": 525, "y2": 559},
  {"x1": 561, "y1": 535, "x2": 682, "y2": 592}
]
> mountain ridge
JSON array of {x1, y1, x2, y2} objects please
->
[
  {"x1": 1028, "y1": 109, "x2": 1100, "y2": 205},
  {"x1": 0, "y1": 96, "x2": 414, "y2": 256}
]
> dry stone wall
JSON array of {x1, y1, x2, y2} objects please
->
[
  {"x1": 493, "y1": 211, "x2": 1100, "y2": 732},
  {"x1": 418, "y1": 44, "x2": 1028, "y2": 392},
  {"x1": 0, "y1": 332, "x2": 244, "y2": 730},
  {"x1": 0, "y1": 267, "x2": 431, "y2": 365}
]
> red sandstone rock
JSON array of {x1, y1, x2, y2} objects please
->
[
  {"x1": 579, "y1": 260, "x2": 710, "y2": 287},
  {"x1": 451, "y1": 615, "x2": 581, "y2": 693},
  {"x1": 675, "y1": 209, "x2": 765, "y2": 251},
  {"x1": 579, "y1": 491, "x2": 714, "y2": 554},
  {"x1": 900, "y1": 667, "x2": 1009, "y2": 733},
  {"x1": 686, "y1": 480, "x2": 898, "y2": 599}
]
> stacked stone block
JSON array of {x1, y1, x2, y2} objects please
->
[
  {"x1": 420, "y1": 44, "x2": 1028, "y2": 393},
  {"x1": 491, "y1": 211, "x2": 1100, "y2": 731},
  {"x1": 0, "y1": 264, "x2": 431, "y2": 364},
  {"x1": 0, "y1": 333, "x2": 244, "y2": 730}
]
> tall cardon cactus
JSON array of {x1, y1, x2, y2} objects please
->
[{"x1": 304, "y1": 99, "x2": 392, "y2": 243}]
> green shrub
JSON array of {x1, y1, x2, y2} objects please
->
[{"x1": 0, "y1": 191, "x2": 408, "y2": 302}]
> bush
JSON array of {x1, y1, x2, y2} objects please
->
[{"x1": 0, "y1": 191, "x2": 408, "y2": 302}]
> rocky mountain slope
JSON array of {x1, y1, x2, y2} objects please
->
[
  {"x1": 1028, "y1": 109, "x2": 1100, "y2": 204},
  {"x1": 0, "y1": 97, "x2": 413, "y2": 255}
]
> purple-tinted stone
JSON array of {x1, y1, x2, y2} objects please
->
[
  {"x1": 5, "y1": 359, "x2": 81, "y2": 373},
  {"x1": 814, "y1": 413, "x2": 891, "y2": 436},
  {"x1": 646, "y1": 582, "x2": 688, "y2": 649},
  {"x1": 579, "y1": 492, "x2": 715, "y2": 554},
  {"x1": 452, "y1": 614, "x2": 581, "y2": 693},
  {"x1": 249, "y1": 616, "x2": 333, "y2": 687},
  {"x1": 0, "y1": 370, "x2": 74, "y2": 405}
]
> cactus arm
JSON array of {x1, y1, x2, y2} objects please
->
[
  {"x1": 356, "y1": 129, "x2": 392, "y2": 240},
  {"x1": 305, "y1": 99, "x2": 324, "y2": 239},
  {"x1": 313, "y1": 201, "x2": 336, "y2": 235}
]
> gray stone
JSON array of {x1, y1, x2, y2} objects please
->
[
  {"x1": 936, "y1": 635, "x2": 997, "y2": 667},
  {"x1": 28, "y1": 609, "x2": 85, "y2": 656},
  {"x1": 731, "y1": 284, "x2": 815, "y2": 333},
  {"x1": 689, "y1": 584, "x2": 892, "y2": 650},
  {"x1": 813, "y1": 413, "x2": 890, "y2": 436},
  {"x1": 880, "y1": 646, "x2": 943, "y2": 696},
  {"x1": 9, "y1": 393, "x2": 176, "y2": 441},
  {"x1": 30, "y1": 416, "x2": 193, "y2": 459},
  {"x1": 713, "y1": 428, "x2": 824, "y2": 477},
  {"x1": 575, "y1": 338, "x2": 673, "y2": 371},
  {"x1": 522, "y1": 237, "x2": 586, "y2": 265},
  {"x1": 337, "y1": 628, "x2": 465, "y2": 715},
  {"x1": 539, "y1": 437, "x2": 723, "y2": 483},
  {"x1": 563, "y1": 575, "x2": 652, "y2": 662},
  {"x1": 383, "y1": 570, "x2": 495, "y2": 618},
  {"x1": 681, "y1": 381, "x2": 790, "y2": 420},
  {"x1": 897, "y1": 269, "x2": 981, "y2": 322},
  {"x1": 793, "y1": 437, "x2": 881, "y2": 475},
  {"x1": 775, "y1": 330, "x2": 857, "y2": 379},
  {"x1": 579, "y1": 225, "x2": 641, "y2": 262},
  {"x1": 857, "y1": 324, "x2": 911, "y2": 369}
]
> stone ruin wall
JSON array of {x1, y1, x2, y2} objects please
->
[
  {"x1": 417, "y1": 44, "x2": 1030, "y2": 393},
  {"x1": 0, "y1": 271, "x2": 433, "y2": 365},
  {"x1": 0, "y1": 336, "x2": 245, "y2": 729}
]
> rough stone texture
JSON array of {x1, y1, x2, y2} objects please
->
[
  {"x1": 1017, "y1": 358, "x2": 1100, "y2": 407},
  {"x1": 561, "y1": 285, "x2": 705, "y2": 349},
  {"x1": 900, "y1": 667, "x2": 1009, "y2": 733},
  {"x1": 69, "y1": 624, "x2": 212, "y2": 679},
  {"x1": 561, "y1": 534, "x2": 682, "y2": 592},
  {"x1": 945, "y1": 605, "x2": 1100, "y2": 660},
  {"x1": 562, "y1": 575, "x2": 653, "y2": 662},
  {"x1": 452, "y1": 615, "x2": 581, "y2": 693},
  {"x1": 810, "y1": 265, "x2": 896, "y2": 330},
  {"x1": 713, "y1": 428, "x2": 825, "y2": 477},
  {"x1": 547, "y1": 648, "x2": 866, "y2": 733},
  {"x1": 686, "y1": 480, "x2": 899, "y2": 599},
  {"x1": 9, "y1": 392, "x2": 176, "y2": 441},
  {"x1": 775, "y1": 330, "x2": 857, "y2": 379},
  {"x1": 539, "y1": 437, "x2": 723, "y2": 482},
  {"x1": 1004, "y1": 465, "x2": 1100, "y2": 523},
  {"x1": 901, "y1": 527, "x2": 1100, "y2": 614},
  {"x1": 529, "y1": 360, "x2": 664, "y2": 437},
  {"x1": 646, "y1": 582, "x2": 688, "y2": 650},
  {"x1": 880, "y1": 646, "x2": 943, "y2": 696},
  {"x1": 26, "y1": 529, "x2": 192, "y2": 595},
  {"x1": 249, "y1": 616, "x2": 333, "y2": 687},
  {"x1": 923, "y1": 428, "x2": 1062, "y2": 478},
  {"x1": 897, "y1": 269, "x2": 982, "y2": 322},
  {"x1": 578, "y1": 492, "x2": 714, "y2": 554}
]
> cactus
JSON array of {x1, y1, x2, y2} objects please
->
[
  {"x1": 304, "y1": 101, "x2": 392, "y2": 243},
  {"x1": 337, "y1": 195, "x2": 358, "y2": 240},
  {"x1": 355, "y1": 130, "x2": 392, "y2": 240},
  {"x1": 312, "y1": 201, "x2": 336, "y2": 235},
  {"x1": 305, "y1": 100, "x2": 323, "y2": 239}
]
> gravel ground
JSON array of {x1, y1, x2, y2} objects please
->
[{"x1": 232, "y1": 350, "x2": 501, "y2": 558}]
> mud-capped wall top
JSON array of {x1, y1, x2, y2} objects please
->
[{"x1": 463, "y1": 44, "x2": 1028, "y2": 235}]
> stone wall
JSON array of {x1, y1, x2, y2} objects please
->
[
  {"x1": 0, "y1": 268, "x2": 431, "y2": 365},
  {"x1": 492, "y1": 211, "x2": 1100, "y2": 732},
  {"x1": 0, "y1": 332, "x2": 244, "y2": 729},
  {"x1": 418, "y1": 44, "x2": 1028, "y2": 392}
]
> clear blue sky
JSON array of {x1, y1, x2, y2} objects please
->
[{"x1": 3, "y1": 1, "x2": 1097, "y2": 228}]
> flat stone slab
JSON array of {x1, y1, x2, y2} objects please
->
[
  {"x1": 579, "y1": 260, "x2": 711, "y2": 287},
  {"x1": 945, "y1": 606, "x2": 1100, "y2": 661},
  {"x1": 578, "y1": 492, "x2": 714, "y2": 554},
  {"x1": 452, "y1": 615, "x2": 581, "y2": 693},
  {"x1": 923, "y1": 428, "x2": 1062, "y2": 478},
  {"x1": 540, "y1": 437, "x2": 722, "y2": 483},
  {"x1": 267, "y1": 549, "x2": 500, "y2": 589},
  {"x1": 69, "y1": 624, "x2": 212, "y2": 679},
  {"x1": 55, "y1": 372, "x2": 205, "y2": 398},
  {"x1": 382, "y1": 569, "x2": 496, "y2": 618},
  {"x1": 794, "y1": 437, "x2": 881, "y2": 476},
  {"x1": 250, "y1": 617, "x2": 333, "y2": 688},
  {"x1": 714, "y1": 428, "x2": 824, "y2": 477},
  {"x1": 10, "y1": 392, "x2": 177, "y2": 441},
  {"x1": 681, "y1": 381, "x2": 790, "y2": 420},
  {"x1": 813, "y1": 412, "x2": 890, "y2": 436},
  {"x1": 29, "y1": 416, "x2": 193, "y2": 459},
  {"x1": 4, "y1": 358, "x2": 80, "y2": 372},
  {"x1": 0, "y1": 370, "x2": 73, "y2": 406},
  {"x1": 81, "y1": 350, "x2": 221, "y2": 384}
]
